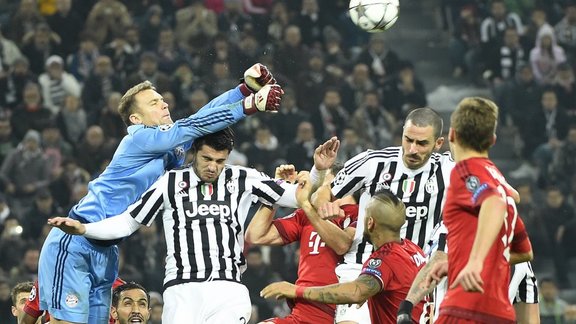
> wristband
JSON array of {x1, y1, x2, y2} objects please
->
[
  {"x1": 397, "y1": 300, "x2": 414, "y2": 315},
  {"x1": 310, "y1": 165, "x2": 327, "y2": 187},
  {"x1": 295, "y1": 286, "x2": 306, "y2": 299}
]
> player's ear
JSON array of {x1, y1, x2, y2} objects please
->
[
  {"x1": 491, "y1": 134, "x2": 497, "y2": 146},
  {"x1": 129, "y1": 113, "x2": 143, "y2": 125},
  {"x1": 11, "y1": 305, "x2": 17, "y2": 316},
  {"x1": 448, "y1": 128, "x2": 455, "y2": 143},
  {"x1": 110, "y1": 307, "x2": 119, "y2": 320},
  {"x1": 434, "y1": 136, "x2": 444, "y2": 150}
]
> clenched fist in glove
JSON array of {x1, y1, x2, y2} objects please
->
[
  {"x1": 239, "y1": 63, "x2": 276, "y2": 95},
  {"x1": 242, "y1": 84, "x2": 283, "y2": 115}
]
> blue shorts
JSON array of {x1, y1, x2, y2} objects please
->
[{"x1": 39, "y1": 228, "x2": 118, "y2": 323}]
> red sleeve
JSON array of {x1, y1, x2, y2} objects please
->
[
  {"x1": 23, "y1": 281, "x2": 44, "y2": 318},
  {"x1": 360, "y1": 256, "x2": 389, "y2": 291},
  {"x1": 272, "y1": 209, "x2": 305, "y2": 244},
  {"x1": 511, "y1": 217, "x2": 532, "y2": 254},
  {"x1": 333, "y1": 204, "x2": 359, "y2": 229}
]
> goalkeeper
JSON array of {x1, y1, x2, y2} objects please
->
[{"x1": 38, "y1": 64, "x2": 281, "y2": 324}]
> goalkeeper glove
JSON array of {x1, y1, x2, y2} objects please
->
[
  {"x1": 239, "y1": 63, "x2": 276, "y2": 95},
  {"x1": 243, "y1": 84, "x2": 283, "y2": 115},
  {"x1": 396, "y1": 300, "x2": 414, "y2": 324}
]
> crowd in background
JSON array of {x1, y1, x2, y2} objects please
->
[{"x1": 0, "y1": 0, "x2": 574, "y2": 322}]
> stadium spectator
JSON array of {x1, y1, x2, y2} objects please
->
[
  {"x1": 46, "y1": 0, "x2": 83, "y2": 57},
  {"x1": 38, "y1": 55, "x2": 81, "y2": 115},
  {"x1": 530, "y1": 31, "x2": 567, "y2": 85},
  {"x1": 20, "y1": 23, "x2": 60, "y2": 76},
  {"x1": 55, "y1": 94, "x2": 87, "y2": 147},
  {"x1": 0, "y1": 129, "x2": 50, "y2": 215},
  {"x1": 351, "y1": 90, "x2": 397, "y2": 149},
  {"x1": 0, "y1": 57, "x2": 36, "y2": 109},
  {"x1": 66, "y1": 35, "x2": 100, "y2": 83},
  {"x1": 84, "y1": 0, "x2": 131, "y2": 47},
  {"x1": 540, "y1": 278, "x2": 569, "y2": 322},
  {"x1": 310, "y1": 88, "x2": 349, "y2": 140},
  {"x1": 81, "y1": 55, "x2": 123, "y2": 124}
]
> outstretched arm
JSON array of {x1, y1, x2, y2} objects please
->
[
  {"x1": 48, "y1": 212, "x2": 141, "y2": 240},
  {"x1": 260, "y1": 274, "x2": 381, "y2": 305}
]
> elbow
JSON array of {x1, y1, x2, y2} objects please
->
[{"x1": 244, "y1": 230, "x2": 266, "y2": 246}]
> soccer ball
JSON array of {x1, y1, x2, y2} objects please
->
[{"x1": 349, "y1": 0, "x2": 399, "y2": 33}]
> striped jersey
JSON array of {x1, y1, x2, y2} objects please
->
[
  {"x1": 425, "y1": 222, "x2": 538, "y2": 321},
  {"x1": 331, "y1": 146, "x2": 454, "y2": 265},
  {"x1": 73, "y1": 87, "x2": 246, "y2": 223},
  {"x1": 125, "y1": 164, "x2": 298, "y2": 289}
]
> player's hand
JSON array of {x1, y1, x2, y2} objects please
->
[
  {"x1": 295, "y1": 171, "x2": 312, "y2": 206},
  {"x1": 242, "y1": 63, "x2": 276, "y2": 93},
  {"x1": 260, "y1": 281, "x2": 296, "y2": 300},
  {"x1": 318, "y1": 201, "x2": 344, "y2": 220},
  {"x1": 396, "y1": 300, "x2": 414, "y2": 324},
  {"x1": 450, "y1": 260, "x2": 484, "y2": 293},
  {"x1": 424, "y1": 260, "x2": 448, "y2": 288},
  {"x1": 313, "y1": 137, "x2": 340, "y2": 171},
  {"x1": 242, "y1": 84, "x2": 283, "y2": 115},
  {"x1": 47, "y1": 217, "x2": 86, "y2": 235},
  {"x1": 275, "y1": 164, "x2": 297, "y2": 183}
]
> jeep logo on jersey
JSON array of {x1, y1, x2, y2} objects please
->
[
  {"x1": 183, "y1": 201, "x2": 232, "y2": 218},
  {"x1": 404, "y1": 202, "x2": 429, "y2": 219}
]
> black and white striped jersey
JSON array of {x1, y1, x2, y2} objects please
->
[
  {"x1": 331, "y1": 146, "x2": 454, "y2": 265},
  {"x1": 425, "y1": 222, "x2": 538, "y2": 321},
  {"x1": 125, "y1": 164, "x2": 298, "y2": 289}
]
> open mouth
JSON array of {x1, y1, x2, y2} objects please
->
[{"x1": 129, "y1": 316, "x2": 144, "y2": 323}]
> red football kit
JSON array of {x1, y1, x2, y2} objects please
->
[
  {"x1": 267, "y1": 204, "x2": 358, "y2": 324},
  {"x1": 24, "y1": 278, "x2": 127, "y2": 323},
  {"x1": 360, "y1": 238, "x2": 426, "y2": 323},
  {"x1": 439, "y1": 158, "x2": 519, "y2": 323}
]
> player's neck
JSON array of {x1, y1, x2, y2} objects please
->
[
  {"x1": 453, "y1": 145, "x2": 488, "y2": 162},
  {"x1": 372, "y1": 233, "x2": 401, "y2": 249}
]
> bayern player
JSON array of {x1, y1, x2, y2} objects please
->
[
  {"x1": 245, "y1": 163, "x2": 358, "y2": 323},
  {"x1": 429, "y1": 97, "x2": 533, "y2": 323},
  {"x1": 261, "y1": 188, "x2": 427, "y2": 324}
]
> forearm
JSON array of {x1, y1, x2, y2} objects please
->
[
  {"x1": 509, "y1": 251, "x2": 533, "y2": 265},
  {"x1": 84, "y1": 212, "x2": 141, "y2": 240},
  {"x1": 469, "y1": 196, "x2": 506, "y2": 263},
  {"x1": 302, "y1": 281, "x2": 369, "y2": 304},
  {"x1": 309, "y1": 165, "x2": 327, "y2": 192},
  {"x1": 405, "y1": 251, "x2": 447, "y2": 304},
  {"x1": 245, "y1": 205, "x2": 283, "y2": 245},
  {"x1": 311, "y1": 184, "x2": 334, "y2": 209},
  {"x1": 300, "y1": 201, "x2": 351, "y2": 255},
  {"x1": 198, "y1": 87, "x2": 246, "y2": 112}
]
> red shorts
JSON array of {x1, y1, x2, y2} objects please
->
[{"x1": 437, "y1": 314, "x2": 515, "y2": 324}]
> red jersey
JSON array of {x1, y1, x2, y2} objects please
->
[
  {"x1": 273, "y1": 204, "x2": 358, "y2": 322},
  {"x1": 360, "y1": 239, "x2": 426, "y2": 324},
  {"x1": 441, "y1": 158, "x2": 519, "y2": 322},
  {"x1": 24, "y1": 278, "x2": 127, "y2": 324}
]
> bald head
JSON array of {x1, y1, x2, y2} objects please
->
[{"x1": 363, "y1": 190, "x2": 406, "y2": 246}]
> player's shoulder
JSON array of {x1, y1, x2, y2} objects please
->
[
  {"x1": 343, "y1": 146, "x2": 400, "y2": 169},
  {"x1": 430, "y1": 151, "x2": 454, "y2": 163}
]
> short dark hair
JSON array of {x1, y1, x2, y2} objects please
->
[
  {"x1": 405, "y1": 107, "x2": 444, "y2": 139},
  {"x1": 191, "y1": 128, "x2": 235, "y2": 153},
  {"x1": 112, "y1": 282, "x2": 150, "y2": 308},
  {"x1": 11, "y1": 281, "x2": 34, "y2": 306}
]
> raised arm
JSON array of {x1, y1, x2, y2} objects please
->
[{"x1": 245, "y1": 205, "x2": 284, "y2": 245}]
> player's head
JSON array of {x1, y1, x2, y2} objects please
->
[
  {"x1": 363, "y1": 189, "x2": 406, "y2": 246},
  {"x1": 118, "y1": 80, "x2": 172, "y2": 127},
  {"x1": 111, "y1": 282, "x2": 151, "y2": 324},
  {"x1": 11, "y1": 281, "x2": 33, "y2": 320},
  {"x1": 402, "y1": 107, "x2": 444, "y2": 169},
  {"x1": 449, "y1": 97, "x2": 498, "y2": 154},
  {"x1": 191, "y1": 128, "x2": 235, "y2": 183}
]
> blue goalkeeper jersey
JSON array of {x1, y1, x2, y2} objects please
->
[{"x1": 72, "y1": 87, "x2": 246, "y2": 223}]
